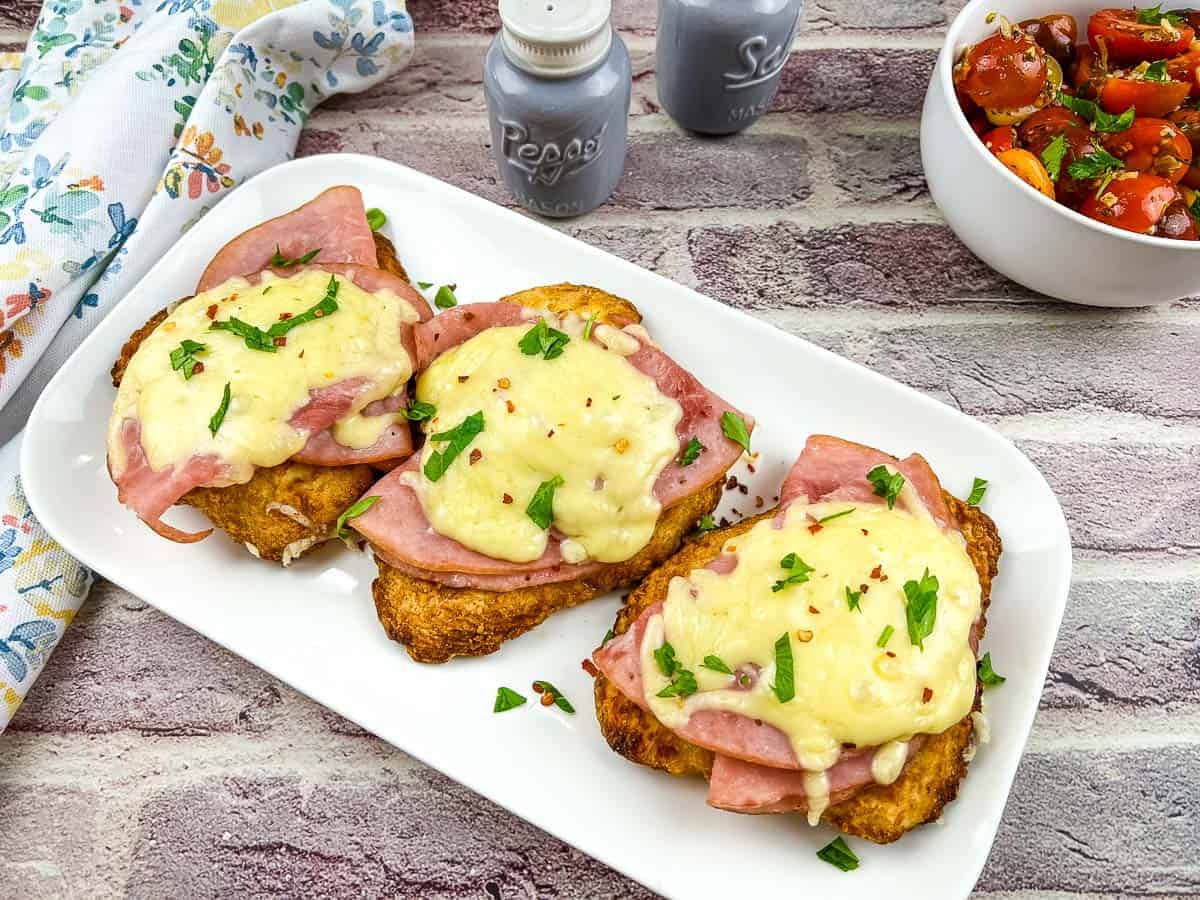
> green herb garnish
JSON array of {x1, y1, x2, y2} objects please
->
[
  {"x1": 772, "y1": 552, "x2": 815, "y2": 593},
  {"x1": 208, "y1": 315, "x2": 277, "y2": 352},
  {"x1": 493, "y1": 686, "x2": 526, "y2": 712},
  {"x1": 1067, "y1": 145, "x2": 1125, "y2": 180},
  {"x1": 694, "y1": 513, "x2": 717, "y2": 536},
  {"x1": 526, "y1": 475, "x2": 564, "y2": 530},
  {"x1": 418, "y1": 281, "x2": 434, "y2": 290},
  {"x1": 434, "y1": 284, "x2": 458, "y2": 309},
  {"x1": 208, "y1": 382, "x2": 231, "y2": 436},
  {"x1": 169, "y1": 339, "x2": 206, "y2": 379},
  {"x1": 1143, "y1": 59, "x2": 1170, "y2": 82},
  {"x1": 818, "y1": 507, "x2": 855, "y2": 525},
  {"x1": 967, "y1": 477, "x2": 988, "y2": 507},
  {"x1": 1040, "y1": 133, "x2": 1068, "y2": 182},
  {"x1": 654, "y1": 641, "x2": 678, "y2": 677},
  {"x1": 877, "y1": 624, "x2": 895, "y2": 648},
  {"x1": 866, "y1": 465, "x2": 905, "y2": 509},
  {"x1": 816, "y1": 836, "x2": 860, "y2": 872},
  {"x1": 1136, "y1": 4, "x2": 1185, "y2": 26},
  {"x1": 771, "y1": 633, "x2": 794, "y2": 703},
  {"x1": 423, "y1": 410, "x2": 484, "y2": 482},
  {"x1": 518, "y1": 318, "x2": 570, "y2": 360},
  {"x1": 601, "y1": 628, "x2": 615, "y2": 646},
  {"x1": 365, "y1": 207, "x2": 386, "y2": 231},
  {"x1": 269, "y1": 245, "x2": 320, "y2": 268},
  {"x1": 335, "y1": 495, "x2": 380, "y2": 539},
  {"x1": 1059, "y1": 92, "x2": 1135, "y2": 133},
  {"x1": 720, "y1": 411, "x2": 751, "y2": 454},
  {"x1": 582, "y1": 312, "x2": 598, "y2": 341},
  {"x1": 533, "y1": 680, "x2": 575, "y2": 714},
  {"x1": 403, "y1": 400, "x2": 436, "y2": 422},
  {"x1": 904, "y1": 568, "x2": 939, "y2": 651},
  {"x1": 210, "y1": 276, "x2": 340, "y2": 351},
  {"x1": 679, "y1": 436, "x2": 705, "y2": 467},
  {"x1": 978, "y1": 651, "x2": 1006, "y2": 687},
  {"x1": 845, "y1": 586, "x2": 862, "y2": 613},
  {"x1": 654, "y1": 640, "x2": 699, "y2": 697},
  {"x1": 702, "y1": 654, "x2": 733, "y2": 675}
]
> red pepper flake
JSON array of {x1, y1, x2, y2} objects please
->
[
  {"x1": 457, "y1": 375, "x2": 469, "y2": 383},
  {"x1": 506, "y1": 400, "x2": 515, "y2": 413},
  {"x1": 886, "y1": 651, "x2": 896, "y2": 658},
  {"x1": 808, "y1": 605, "x2": 820, "y2": 615},
  {"x1": 861, "y1": 529, "x2": 869, "y2": 536},
  {"x1": 586, "y1": 397, "x2": 593, "y2": 407},
  {"x1": 278, "y1": 312, "x2": 293, "y2": 320},
  {"x1": 880, "y1": 574, "x2": 889, "y2": 582},
  {"x1": 747, "y1": 462, "x2": 756, "y2": 474},
  {"x1": 463, "y1": 311, "x2": 475, "y2": 321},
  {"x1": 547, "y1": 429, "x2": 555, "y2": 439},
  {"x1": 502, "y1": 493, "x2": 513, "y2": 504},
  {"x1": 870, "y1": 565, "x2": 883, "y2": 580},
  {"x1": 273, "y1": 336, "x2": 287, "y2": 347},
  {"x1": 205, "y1": 304, "x2": 218, "y2": 319},
  {"x1": 192, "y1": 362, "x2": 205, "y2": 376},
  {"x1": 581, "y1": 659, "x2": 599, "y2": 677},
  {"x1": 860, "y1": 583, "x2": 869, "y2": 593},
  {"x1": 298, "y1": 349, "x2": 305, "y2": 359},
  {"x1": 532, "y1": 682, "x2": 544, "y2": 694},
  {"x1": 540, "y1": 692, "x2": 555, "y2": 707},
  {"x1": 807, "y1": 523, "x2": 823, "y2": 535},
  {"x1": 469, "y1": 448, "x2": 482, "y2": 465},
  {"x1": 922, "y1": 687, "x2": 933, "y2": 704}
]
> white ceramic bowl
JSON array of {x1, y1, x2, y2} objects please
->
[{"x1": 922, "y1": 0, "x2": 1200, "y2": 307}]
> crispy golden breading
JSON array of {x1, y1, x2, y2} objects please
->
[
  {"x1": 108, "y1": 233, "x2": 411, "y2": 563},
  {"x1": 592, "y1": 493, "x2": 1002, "y2": 844},
  {"x1": 371, "y1": 284, "x2": 731, "y2": 663},
  {"x1": 374, "y1": 480, "x2": 722, "y2": 664}
]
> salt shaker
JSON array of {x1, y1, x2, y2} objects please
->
[
  {"x1": 483, "y1": 0, "x2": 632, "y2": 218},
  {"x1": 657, "y1": 0, "x2": 803, "y2": 135}
]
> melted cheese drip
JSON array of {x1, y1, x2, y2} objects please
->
[
  {"x1": 108, "y1": 269, "x2": 419, "y2": 480},
  {"x1": 870, "y1": 740, "x2": 909, "y2": 785},
  {"x1": 644, "y1": 500, "x2": 981, "y2": 772},
  {"x1": 413, "y1": 323, "x2": 682, "y2": 564}
]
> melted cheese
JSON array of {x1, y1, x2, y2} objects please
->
[
  {"x1": 644, "y1": 500, "x2": 981, "y2": 773},
  {"x1": 413, "y1": 322, "x2": 681, "y2": 564},
  {"x1": 871, "y1": 740, "x2": 909, "y2": 785},
  {"x1": 108, "y1": 269, "x2": 418, "y2": 479}
]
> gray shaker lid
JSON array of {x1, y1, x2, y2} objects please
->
[{"x1": 498, "y1": 0, "x2": 613, "y2": 78}]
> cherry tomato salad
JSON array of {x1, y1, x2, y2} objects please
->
[{"x1": 955, "y1": 5, "x2": 1200, "y2": 239}]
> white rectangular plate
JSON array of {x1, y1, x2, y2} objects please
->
[{"x1": 23, "y1": 154, "x2": 1071, "y2": 900}]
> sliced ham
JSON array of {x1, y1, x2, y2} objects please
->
[
  {"x1": 593, "y1": 436, "x2": 970, "y2": 813},
  {"x1": 353, "y1": 303, "x2": 752, "y2": 588},
  {"x1": 292, "y1": 393, "x2": 415, "y2": 467},
  {"x1": 197, "y1": 186, "x2": 379, "y2": 292}
]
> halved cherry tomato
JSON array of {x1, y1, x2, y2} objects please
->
[
  {"x1": 1100, "y1": 73, "x2": 1192, "y2": 117},
  {"x1": 1158, "y1": 195, "x2": 1199, "y2": 238},
  {"x1": 1166, "y1": 48, "x2": 1200, "y2": 96},
  {"x1": 1087, "y1": 8, "x2": 1194, "y2": 63},
  {"x1": 1080, "y1": 172, "x2": 1178, "y2": 233},
  {"x1": 1019, "y1": 13, "x2": 1078, "y2": 65},
  {"x1": 955, "y1": 31, "x2": 1049, "y2": 108},
  {"x1": 1103, "y1": 117, "x2": 1194, "y2": 181},
  {"x1": 996, "y1": 148, "x2": 1057, "y2": 199},
  {"x1": 1168, "y1": 106, "x2": 1200, "y2": 151},
  {"x1": 1019, "y1": 107, "x2": 1101, "y2": 206},
  {"x1": 981, "y1": 125, "x2": 1019, "y2": 154},
  {"x1": 1071, "y1": 45, "x2": 1105, "y2": 98}
]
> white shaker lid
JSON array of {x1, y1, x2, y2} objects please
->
[{"x1": 499, "y1": 0, "x2": 613, "y2": 78}]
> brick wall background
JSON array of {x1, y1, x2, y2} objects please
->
[{"x1": 1, "y1": 1, "x2": 1198, "y2": 897}]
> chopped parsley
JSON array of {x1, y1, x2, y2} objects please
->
[
  {"x1": 518, "y1": 319, "x2": 570, "y2": 360},
  {"x1": 694, "y1": 513, "x2": 717, "y2": 536},
  {"x1": 582, "y1": 312, "x2": 598, "y2": 341},
  {"x1": 1040, "y1": 133, "x2": 1068, "y2": 182},
  {"x1": 772, "y1": 552, "x2": 815, "y2": 593},
  {"x1": 967, "y1": 477, "x2": 989, "y2": 507},
  {"x1": 403, "y1": 400, "x2": 436, "y2": 422},
  {"x1": 1059, "y1": 92, "x2": 1135, "y2": 133},
  {"x1": 417, "y1": 281, "x2": 434, "y2": 290},
  {"x1": 208, "y1": 315, "x2": 277, "y2": 352},
  {"x1": 335, "y1": 495, "x2": 380, "y2": 539},
  {"x1": 978, "y1": 652, "x2": 1006, "y2": 687},
  {"x1": 1143, "y1": 59, "x2": 1170, "y2": 82},
  {"x1": 771, "y1": 633, "x2": 794, "y2": 703},
  {"x1": 1066, "y1": 145, "x2": 1125, "y2": 181},
  {"x1": 423, "y1": 410, "x2": 484, "y2": 482},
  {"x1": 876, "y1": 624, "x2": 895, "y2": 648},
  {"x1": 679, "y1": 436, "x2": 705, "y2": 467},
  {"x1": 210, "y1": 275, "x2": 340, "y2": 352},
  {"x1": 818, "y1": 507, "x2": 855, "y2": 525},
  {"x1": 168, "y1": 339, "x2": 206, "y2": 379},
  {"x1": 702, "y1": 654, "x2": 732, "y2": 675},
  {"x1": 903, "y1": 568, "x2": 939, "y2": 651},
  {"x1": 720, "y1": 411, "x2": 751, "y2": 454},
  {"x1": 654, "y1": 640, "x2": 699, "y2": 698},
  {"x1": 365, "y1": 207, "x2": 387, "y2": 231},
  {"x1": 816, "y1": 836, "x2": 860, "y2": 872},
  {"x1": 533, "y1": 680, "x2": 575, "y2": 714},
  {"x1": 434, "y1": 284, "x2": 458, "y2": 309},
  {"x1": 654, "y1": 641, "x2": 678, "y2": 676},
  {"x1": 1137, "y1": 4, "x2": 1185, "y2": 26},
  {"x1": 208, "y1": 382, "x2": 231, "y2": 436},
  {"x1": 866, "y1": 465, "x2": 905, "y2": 509},
  {"x1": 601, "y1": 628, "x2": 615, "y2": 646},
  {"x1": 525, "y1": 475, "x2": 564, "y2": 530},
  {"x1": 269, "y1": 245, "x2": 320, "y2": 268},
  {"x1": 493, "y1": 686, "x2": 526, "y2": 712},
  {"x1": 845, "y1": 586, "x2": 862, "y2": 613}
]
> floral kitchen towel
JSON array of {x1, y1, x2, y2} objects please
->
[{"x1": 0, "y1": 0, "x2": 415, "y2": 732}]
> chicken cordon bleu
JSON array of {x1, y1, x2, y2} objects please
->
[
  {"x1": 107, "y1": 186, "x2": 432, "y2": 561},
  {"x1": 350, "y1": 283, "x2": 754, "y2": 662},
  {"x1": 592, "y1": 435, "x2": 1002, "y2": 844}
]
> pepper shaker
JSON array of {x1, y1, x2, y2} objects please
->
[
  {"x1": 483, "y1": 0, "x2": 632, "y2": 218},
  {"x1": 657, "y1": 0, "x2": 803, "y2": 135}
]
